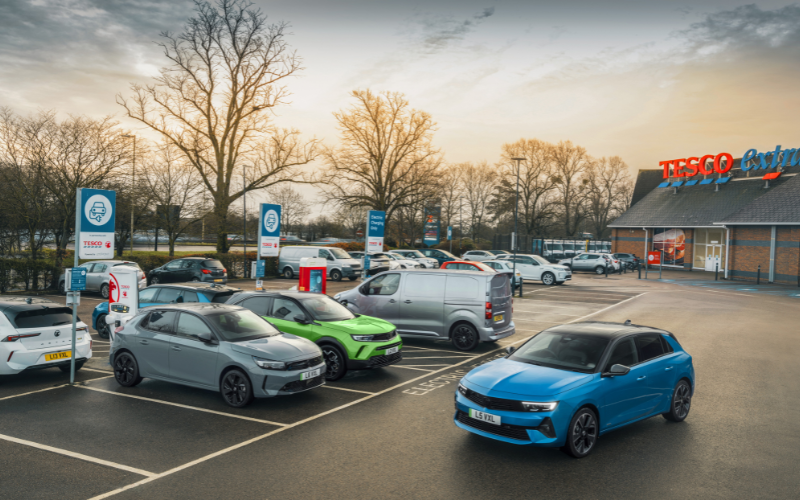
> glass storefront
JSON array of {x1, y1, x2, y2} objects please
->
[
  {"x1": 693, "y1": 228, "x2": 727, "y2": 272},
  {"x1": 651, "y1": 228, "x2": 687, "y2": 266}
]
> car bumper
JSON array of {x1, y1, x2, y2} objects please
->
[
  {"x1": 347, "y1": 339, "x2": 404, "y2": 369},
  {"x1": 201, "y1": 275, "x2": 227, "y2": 283},
  {"x1": 341, "y1": 268, "x2": 361, "y2": 278},
  {"x1": 250, "y1": 361, "x2": 327, "y2": 398},
  {"x1": 479, "y1": 323, "x2": 516, "y2": 342},
  {"x1": 1, "y1": 341, "x2": 92, "y2": 375}
]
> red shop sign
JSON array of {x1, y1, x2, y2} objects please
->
[{"x1": 647, "y1": 251, "x2": 662, "y2": 265}]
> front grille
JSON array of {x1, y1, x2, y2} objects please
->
[
  {"x1": 456, "y1": 411, "x2": 532, "y2": 441},
  {"x1": 368, "y1": 351, "x2": 402, "y2": 368},
  {"x1": 280, "y1": 373, "x2": 325, "y2": 393},
  {"x1": 286, "y1": 355, "x2": 323, "y2": 372},
  {"x1": 372, "y1": 331, "x2": 397, "y2": 342},
  {"x1": 378, "y1": 341, "x2": 401, "y2": 352},
  {"x1": 461, "y1": 387, "x2": 526, "y2": 412}
]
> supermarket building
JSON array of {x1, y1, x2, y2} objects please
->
[{"x1": 610, "y1": 147, "x2": 800, "y2": 284}]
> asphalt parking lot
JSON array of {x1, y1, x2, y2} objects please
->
[{"x1": 1, "y1": 273, "x2": 799, "y2": 499}]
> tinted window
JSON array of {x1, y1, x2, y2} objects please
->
[
  {"x1": 636, "y1": 334, "x2": 665, "y2": 362},
  {"x1": 319, "y1": 249, "x2": 333, "y2": 260},
  {"x1": 298, "y1": 295, "x2": 355, "y2": 322},
  {"x1": 176, "y1": 313, "x2": 213, "y2": 338},
  {"x1": 164, "y1": 260, "x2": 182, "y2": 270},
  {"x1": 490, "y1": 275, "x2": 511, "y2": 299},
  {"x1": 207, "y1": 291, "x2": 235, "y2": 303},
  {"x1": 181, "y1": 291, "x2": 199, "y2": 303},
  {"x1": 606, "y1": 338, "x2": 637, "y2": 369},
  {"x1": 484, "y1": 262, "x2": 498, "y2": 270},
  {"x1": 403, "y1": 274, "x2": 446, "y2": 298},
  {"x1": 182, "y1": 260, "x2": 195, "y2": 269},
  {"x1": 201, "y1": 260, "x2": 225, "y2": 269},
  {"x1": 367, "y1": 274, "x2": 400, "y2": 295},
  {"x1": 329, "y1": 248, "x2": 350, "y2": 259},
  {"x1": 155, "y1": 288, "x2": 182, "y2": 304},
  {"x1": 511, "y1": 331, "x2": 609, "y2": 373},
  {"x1": 271, "y1": 298, "x2": 304, "y2": 320},
  {"x1": 660, "y1": 335, "x2": 674, "y2": 353},
  {"x1": 83, "y1": 263, "x2": 96, "y2": 273},
  {"x1": 138, "y1": 288, "x2": 160, "y2": 303},
  {"x1": 9, "y1": 307, "x2": 74, "y2": 328},
  {"x1": 144, "y1": 311, "x2": 177, "y2": 334},
  {"x1": 206, "y1": 309, "x2": 280, "y2": 341},
  {"x1": 93, "y1": 264, "x2": 108, "y2": 273},
  {"x1": 239, "y1": 296, "x2": 272, "y2": 316}
]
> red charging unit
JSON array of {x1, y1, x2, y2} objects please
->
[{"x1": 299, "y1": 257, "x2": 327, "y2": 294}]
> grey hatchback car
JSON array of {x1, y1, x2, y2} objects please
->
[
  {"x1": 109, "y1": 303, "x2": 326, "y2": 407},
  {"x1": 334, "y1": 269, "x2": 515, "y2": 351}
]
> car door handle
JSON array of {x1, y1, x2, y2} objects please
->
[
  {"x1": 637, "y1": 376, "x2": 647, "y2": 380},
  {"x1": 171, "y1": 346, "x2": 181, "y2": 351},
  {"x1": 139, "y1": 340, "x2": 149, "y2": 345},
  {"x1": 665, "y1": 366, "x2": 674, "y2": 371},
  {"x1": 389, "y1": 299, "x2": 396, "y2": 303},
  {"x1": 404, "y1": 300, "x2": 412, "y2": 304}
]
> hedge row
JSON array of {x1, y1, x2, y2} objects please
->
[{"x1": 0, "y1": 258, "x2": 61, "y2": 293}]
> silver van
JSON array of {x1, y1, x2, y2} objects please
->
[
  {"x1": 278, "y1": 246, "x2": 361, "y2": 281},
  {"x1": 333, "y1": 269, "x2": 515, "y2": 351}
]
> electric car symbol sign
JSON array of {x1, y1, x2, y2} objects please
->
[
  {"x1": 259, "y1": 203, "x2": 282, "y2": 257},
  {"x1": 78, "y1": 188, "x2": 116, "y2": 259}
]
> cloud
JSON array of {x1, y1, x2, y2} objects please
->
[{"x1": 410, "y1": 6, "x2": 496, "y2": 54}]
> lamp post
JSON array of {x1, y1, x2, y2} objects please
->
[
  {"x1": 243, "y1": 164, "x2": 248, "y2": 278},
  {"x1": 459, "y1": 196, "x2": 464, "y2": 254},
  {"x1": 122, "y1": 134, "x2": 136, "y2": 255},
  {"x1": 511, "y1": 157, "x2": 525, "y2": 297}
]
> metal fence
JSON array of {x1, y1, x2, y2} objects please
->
[{"x1": 491, "y1": 235, "x2": 612, "y2": 263}]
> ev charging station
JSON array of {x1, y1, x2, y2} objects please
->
[
  {"x1": 299, "y1": 257, "x2": 326, "y2": 294},
  {"x1": 105, "y1": 266, "x2": 140, "y2": 335}
]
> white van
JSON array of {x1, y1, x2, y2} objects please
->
[{"x1": 278, "y1": 246, "x2": 361, "y2": 281}]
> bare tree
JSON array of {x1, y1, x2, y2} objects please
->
[
  {"x1": 458, "y1": 161, "x2": 495, "y2": 242},
  {"x1": 117, "y1": 0, "x2": 316, "y2": 253},
  {"x1": 438, "y1": 164, "x2": 462, "y2": 237},
  {"x1": 585, "y1": 156, "x2": 632, "y2": 239},
  {"x1": 335, "y1": 205, "x2": 369, "y2": 241},
  {"x1": 265, "y1": 186, "x2": 311, "y2": 236},
  {"x1": 316, "y1": 90, "x2": 442, "y2": 224},
  {"x1": 550, "y1": 140, "x2": 591, "y2": 237}
]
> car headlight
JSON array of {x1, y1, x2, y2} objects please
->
[
  {"x1": 351, "y1": 334, "x2": 375, "y2": 341},
  {"x1": 253, "y1": 357, "x2": 286, "y2": 370},
  {"x1": 458, "y1": 383, "x2": 468, "y2": 395},
  {"x1": 522, "y1": 401, "x2": 558, "y2": 412}
]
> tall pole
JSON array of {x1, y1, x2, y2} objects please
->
[
  {"x1": 243, "y1": 164, "x2": 247, "y2": 278},
  {"x1": 123, "y1": 135, "x2": 136, "y2": 255},
  {"x1": 511, "y1": 158, "x2": 525, "y2": 297},
  {"x1": 459, "y1": 196, "x2": 463, "y2": 254},
  {"x1": 70, "y1": 188, "x2": 81, "y2": 385}
]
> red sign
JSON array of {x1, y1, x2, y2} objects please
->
[
  {"x1": 660, "y1": 153, "x2": 733, "y2": 179},
  {"x1": 647, "y1": 251, "x2": 661, "y2": 265},
  {"x1": 356, "y1": 229, "x2": 364, "y2": 238}
]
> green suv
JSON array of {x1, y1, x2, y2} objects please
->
[{"x1": 227, "y1": 291, "x2": 402, "y2": 380}]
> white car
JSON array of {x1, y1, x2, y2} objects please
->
[
  {"x1": 496, "y1": 254, "x2": 572, "y2": 285},
  {"x1": 58, "y1": 260, "x2": 147, "y2": 298},
  {"x1": 0, "y1": 297, "x2": 92, "y2": 375},
  {"x1": 461, "y1": 250, "x2": 498, "y2": 262},
  {"x1": 482, "y1": 260, "x2": 523, "y2": 288},
  {"x1": 388, "y1": 250, "x2": 439, "y2": 269},
  {"x1": 385, "y1": 252, "x2": 422, "y2": 269}
]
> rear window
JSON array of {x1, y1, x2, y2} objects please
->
[
  {"x1": 201, "y1": 260, "x2": 225, "y2": 269},
  {"x1": 8, "y1": 307, "x2": 75, "y2": 328},
  {"x1": 206, "y1": 291, "x2": 236, "y2": 303},
  {"x1": 490, "y1": 275, "x2": 511, "y2": 299},
  {"x1": 114, "y1": 262, "x2": 142, "y2": 269}
]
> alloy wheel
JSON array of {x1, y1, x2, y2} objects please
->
[
  {"x1": 114, "y1": 355, "x2": 135, "y2": 385},
  {"x1": 595, "y1": 266, "x2": 605, "y2": 275},
  {"x1": 150, "y1": 277, "x2": 159, "y2": 285},
  {"x1": 572, "y1": 412, "x2": 597, "y2": 455},
  {"x1": 542, "y1": 273, "x2": 554, "y2": 285},
  {"x1": 674, "y1": 383, "x2": 691, "y2": 419},
  {"x1": 222, "y1": 372, "x2": 248, "y2": 406},
  {"x1": 453, "y1": 325, "x2": 477, "y2": 350},
  {"x1": 101, "y1": 284, "x2": 109, "y2": 299},
  {"x1": 323, "y1": 347, "x2": 342, "y2": 378}
]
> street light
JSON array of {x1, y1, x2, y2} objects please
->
[
  {"x1": 511, "y1": 157, "x2": 525, "y2": 297},
  {"x1": 242, "y1": 164, "x2": 248, "y2": 278},
  {"x1": 122, "y1": 134, "x2": 136, "y2": 255}
]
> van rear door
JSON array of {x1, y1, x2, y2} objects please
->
[{"x1": 489, "y1": 274, "x2": 512, "y2": 331}]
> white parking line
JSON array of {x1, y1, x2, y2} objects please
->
[
  {"x1": 401, "y1": 355, "x2": 477, "y2": 359},
  {"x1": 0, "y1": 433, "x2": 155, "y2": 477},
  {"x1": 81, "y1": 368, "x2": 113, "y2": 374},
  {"x1": 0, "y1": 384, "x2": 66, "y2": 401},
  {"x1": 321, "y1": 386, "x2": 375, "y2": 395},
  {"x1": 390, "y1": 365, "x2": 434, "y2": 372},
  {"x1": 401, "y1": 346, "x2": 463, "y2": 353},
  {"x1": 513, "y1": 319, "x2": 564, "y2": 324},
  {"x1": 78, "y1": 386, "x2": 288, "y2": 427},
  {"x1": 397, "y1": 364, "x2": 452, "y2": 367}
]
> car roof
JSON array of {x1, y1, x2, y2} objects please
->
[
  {"x1": 178, "y1": 257, "x2": 221, "y2": 261},
  {"x1": 400, "y1": 268, "x2": 493, "y2": 277},
  {"x1": 145, "y1": 303, "x2": 245, "y2": 314},
  {"x1": 231, "y1": 291, "x2": 331, "y2": 301},
  {"x1": 150, "y1": 283, "x2": 242, "y2": 293},
  {"x1": 0, "y1": 297, "x2": 60, "y2": 313},
  {"x1": 544, "y1": 321, "x2": 665, "y2": 339}
]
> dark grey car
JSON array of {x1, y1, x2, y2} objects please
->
[
  {"x1": 109, "y1": 303, "x2": 325, "y2": 407},
  {"x1": 148, "y1": 257, "x2": 227, "y2": 285}
]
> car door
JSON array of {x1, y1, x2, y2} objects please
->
[
  {"x1": 86, "y1": 263, "x2": 106, "y2": 291},
  {"x1": 397, "y1": 273, "x2": 446, "y2": 336},
  {"x1": 169, "y1": 312, "x2": 220, "y2": 387},
  {"x1": 511, "y1": 256, "x2": 538, "y2": 279},
  {"x1": 160, "y1": 260, "x2": 183, "y2": 283},
  {"x1": 178, "y1": 260, "x2": 196, "y2": 281},
  {"x1": 600, "y1": 337, "x2": 649, "y2": 428},
  {"x1": 268, "y1": 296, "x2": 316, "y2": 339},
  {"x1": 576, "y1": 254, "x2": 594, "y2": 271},
  {"x1": 134, "y1": 310, "x2": 177, "y2": 378},
  {"x1": 354, "y1": 273, "x2": 401, "y2": 325},
  {"x1": 633, "y1": 333, "x2": 675, "y2": 415}
]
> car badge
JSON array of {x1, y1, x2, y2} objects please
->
[{"x1": 54, "y1": 330, "x2": 60, "y2": 337}]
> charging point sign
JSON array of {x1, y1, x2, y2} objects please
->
[
  {"x1": 78, "y1": 188, "x2": 116, "y2": 259},
  {"x1": 260, "y1": 203, "x2": 281, "y2": 257}
]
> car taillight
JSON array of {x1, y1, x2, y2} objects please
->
[
  {"x1": 202, "y1": 269, "x2": 211, "y2": 274},
  {"x1": 1, "y1": 333, "x2": 41, "y2": 342},
  {"x1": 485, "y1": 301, "x2": 492, "y2": 319},
  {"x1": 223, "y1": 269, "x2": 227, "y2": 274}
]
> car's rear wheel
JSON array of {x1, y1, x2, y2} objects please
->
[
  {"x1": 348, "y1": 276, "x2": 358, "y2": 281},
  {"x1": 114, "y1": 352, "x2": 143, "y2": 387},
  {"x1": 451, "y1": 323, "x2": 479, "y2": 351},
  {"x1": 221, "y1": 369, "x2": 254, "y2": 407},
  {"x1": 322, "y1": 344, "x2": 347, "y2": 381},
  {"x1": 562, "y1": 407, "x2": 598, "y2": 458},
  {"x1": 59, "y1": 361, "x2": 84, "y2": 373},
  {"x1": 283, "y1": 267, "x2": 294, "y2": 279},
  {"x1": 100, "y1": 283, "x2": 109, "y2": 299},
  {"x1": 150, "y1": 276, "x2": 160, "y2": 285},
  {"x1": 191, "y1": 277, "x2": 200, "y2": 282},
  {"x1": 663, "y1": 379, "x2": 692, "y2": 422},
  {"x1": 541, "y1": 272, "x2": 555, "y2": 286},
  {"x1": 330, "y1": 269, "x2": 342, "y2": 281},
  {"x1": 594, "y1": 266, "x2": 605, "y2": 275},
  {"x1": 96, "y1": 314, "x2": 110, "y2": 339}
]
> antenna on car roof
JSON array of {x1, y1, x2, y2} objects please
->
[
  {"x1": 25, "y1": 297, "x2": 32, "y2": 304},
  {"x1": 624, "y1": 319, "x2": 631, "y2": 326}
]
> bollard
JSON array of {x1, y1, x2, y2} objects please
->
[
  {"x1": 605, "y1": 263, "x2": 608, "y2": 278},
  {"x1": 518, "y1": 278, "x2": 523, "y2": 297},
  {"x1": 757, "y1": 265, "x2": 761, "y2": 285},
  {"x1": 715, "y1": 263, "x2": 719, "y2": 281},
  {"x1": 638, "y1": 262, "x2": 641, "y2": 279}
]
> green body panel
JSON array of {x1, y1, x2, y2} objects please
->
[{"x1": 265, "y1": 314, "x2": 402, "y2": 362}]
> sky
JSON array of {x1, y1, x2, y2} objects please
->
[{"x1": 1, "y1": 0, "x2": 799, "y2": 213}]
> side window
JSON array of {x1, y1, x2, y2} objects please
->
[
  {"x1": 93, "y1": 263, "x2": 108, "y2": 273},
  {"x1": 181, "y1": 291, "x2": 199, "y2": 303},
  {"x1": 154, "y1": 288, "x2": 182, "y2": 304},
  {"x1": 138, "y1": 287, "x2": 160, "y2": 303},
  {"x1": 660, "y1": 335, "x2": 674, "y2": 353},
  {"x1": 635, "y1": 334, "x2": 665, "y2": 362},
  {"x1": 175, "y1": 313, "x2": 213, "y2": 339},
  {"x1": 182, "y1": 260, "x2": 195, "y2": 269},
  {"x1": 368, "y1": 274, "x2": 401, "y2": 295},
  {"x1": 83, "y1": 263, "x2": 96, "y2": 273},
  {"x1": 165, "y1": 260, "x2": 182, "y2": 270},
  {"x1": 319, "y1": 249, "x2": 333, "y2": 260},
  {"x1": 271, "y1": 298, "x2": 304, "y2": 320},
  {"x1": 239, "y1": 296, "x2": 272, "y2": 316},
  {"x1": 145, "y1": 310, "x2": 177, "y2": 334},
  {"x1": 605, "y1": 338, "x2": 637, "y2": 369},
  {"x1": 403, "y1": 273, "x2": 446, "y2": 298}
]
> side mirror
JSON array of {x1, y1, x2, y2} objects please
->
[
  {"x1": 293, "y1": 314, "x2": 309, "y2": 324},
  {"x1": 196, "y1": 331, "x2": 216, "y2": 344},
  {"x1": 506, "y1": 346, "x2": 515, "y2": 355},
  {"x1": 602, "y1": 364, "x2": 630, "y2": 377}
]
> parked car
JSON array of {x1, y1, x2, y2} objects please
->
[
  {"x1": 58, "y1": 260, "x2": 146, "y2": 297},
  {"x1": 487, "y1": 250, "x2": 512, "y2": 257},
  {"x1": 440, "y1": 261, "x2": 496, "y2": 272},
  {"x1": 279, "y1": 246, "x2": 361, "y2": 281},
  {"x1": 280, "y1": 235, "x2": 306, "y2": 243},
  {"x1": 388, "y1": 249, "x2": 438, "y2": 268},
  {"x1": 454, "y1": 321, "x2": 694, "y2": 458},
  {"x1": 602, "y1": 254, "x2": 622, "y2": 272},
  {"x1": 109, "y1": 303, "x2": 326, "y2": 407},
  {"x1": 0, "y1": 297, "x2": 92, "y2": 375},
  {"x1": 418, "y1": 248, "x2": 458, "y2": 266},
  {"x1": 347, "y1": 251, "x2": 399, "y2": 276},
  {"x1": 496, "y1": 254, "x2": 572, "y2": 285},
  {"x1": 148, "y1": 257, "x2": 227, "y2": 285},
  {"x1": 558, "y1": 253, "x2": 610, "y2": 275},
  {"x1": 385, "y1": 252, "x2": 422, "y2": 269},
  {"x1": 482, "y1": 260, "x2": 523, "y2": 288},
  {"x1": 92, "y1": 283, "x2": 242, "y2": 338},
  {"x1": 228, "y1": 291, "x2": 402, "y2": 381},
  {"x1": 334, "y1": 269, "x2": 515, "y2": 351},
  {"x1": 461, "y1": 250, "x2": 498, "y2": 262},
  {"x1": 613, "y1": 253, "x2": 640, "y2": 269}
]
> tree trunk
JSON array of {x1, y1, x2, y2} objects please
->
[{"x1": 215, "y1": 201, "x2": 231, "y2": 253}]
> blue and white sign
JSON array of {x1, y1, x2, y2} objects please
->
[
  {"x1": 259, "y1": 203, "x2": 282, "y2": 257},
  {"x1": 78, "y1": 188, "x2": 115, "y2": 259},
  {"x1": 68, "y1": 267, "x2": 87, "y2": 291},
  {"x1": 366, "y1": 210, "x2": 385, "y2": 254},
  {"x1": 447, "y1": 226, "x2": 452, "y2": 241},
  {"x1": 255, "y1": 259, "x2": 266, "y2": 278}
]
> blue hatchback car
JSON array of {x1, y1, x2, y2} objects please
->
[{"x1": 454, "y1": 321, "x2": 694, "y2": 458}]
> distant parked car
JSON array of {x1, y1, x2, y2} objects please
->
[
  {"x1": 148, "y1": 257, "x2": 227, "y2": 285},
  {"x1": 614, "y1": 253, "x2": 640, "y2": 269},
  {"x1": 385, "y1": 252, "x2": 422, "y2": 269},
  {"x1": 388, "y1": 249, "x2": 438, "y2": 268},
  {"x1": 496, "y1": 254, "x2": 572, "y2": 285},
  {"x1": 440, "y1": 261, "x2": 496, "y2": 272},
  {"x1": 278, "y1": 246, "x2": 361, "y2": 281},
  {"x1": 418, "y1": 248, "x2": 458, "y2": 267},
  {"x1": 58, "y1": 260, "x2": 146, "y2": 298},
  {"x1": 487, "y1": 250, "x2": 511, "y2": 257},
  {"x1": 280, "y1": 235, "x2": 306, "y2": 243},
  {"x1": 482, "y1": 260, "x2": 523, "y2": 288},
  {"x1": 461, "y1": 250, "x2": 497, "y2": 262},
  {"x1": 348, "y1": 251, "x2": 399, "y2": 276},
  {"x1": 559, "y1": 253, "x2": 612, "y2": 275}
]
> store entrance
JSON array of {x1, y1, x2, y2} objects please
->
[{"x1": 705, "y1": 244, "x2": 722, "y2": 272}]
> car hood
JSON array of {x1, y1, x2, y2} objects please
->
[
  {"x1": 230, "y1": 334, "x2": 320, "y2": 361},
  {"x1": 549, "y1": 264, "x2": 570, "y2": 271},
  {"x1": 342, "y1": 259, "x2": 360, "y2": 266},
  {"x1": 464, "y1": 358, "x2": 594, "y2": 398},
  {"x1": 315, "y1": 315, "x2": 394, "y2": 334}
]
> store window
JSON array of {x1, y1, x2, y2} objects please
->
[
  {"x1": 693, "y1": 229, "x2": 726, "y2": 272},
  {"x1": 651, "y1": 229, "x2": 686, "y2": 266}
]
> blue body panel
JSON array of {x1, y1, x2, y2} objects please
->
[{"x1": 91, "y1": 289, "x2": 211, "y2": 330}]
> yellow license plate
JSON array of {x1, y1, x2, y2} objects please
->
[
  {"x1": 493, "y1": 314, "x2": 504, "y2": 323},
  {"x1": 214, "y1": 279, "x2": 223, "y2": 283},
  {"x1": 44, "y1": 350, "x2": 71, "y2": 362}
]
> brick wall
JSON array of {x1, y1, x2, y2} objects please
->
[
  {"x1": 729, "y1": 226, "x2": 800, "y2": 284},
  {"x1": 775, "y1": 226, "x2": 800, "y2": 284},
  {"x1": 611, "y1": 228, "x2": 647, "y2": 257}
]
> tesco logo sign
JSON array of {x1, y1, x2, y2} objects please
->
[{"x1": 660, "y1": 153, "x2": 733, "y2": 179}]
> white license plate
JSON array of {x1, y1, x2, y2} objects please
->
[
  {"x1": 301, "y1": 367, "x2": 321, "y2": 380},
  {"x1": 385, "y1": 346, "x2": 399, "y2": 355},
  {"x1": 469, "y1": 409, "x2": 501, "y2": 425}
]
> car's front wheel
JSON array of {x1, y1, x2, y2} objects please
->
[
  {"x1": 221, "y1": 369, "x2": 254, "y2": 407},
  {"x1": 96, "y1": 314, "x2": 110, "y2": 339},
  {"x1": 100, "y1": 283, "x2": 109, "y2": 299},
  {"x1": 451, "y1": 323, "x2": 479, "y2": 351},
  {"x1": 191, "y1": 277, "x2": 200, "y2": 282},
  {"x1": 594, "y1": 266, "x2": 605, "y2": 275},
  {"x1": 541, "y1": 272, "x2": 555, "y2": 286},
  {"x1": 322, "y1": 344, "x2": 347, "y2": 381},
  {"x1": 114, "y1": 352, "x2": 143, "y2": 387},
  {"x1": 330, "y1": 269, "x2": 342, "y2": 281},
  {"x1": 663, "y1": 379, "x2": 692, "y2": 422},
  {"x1": 562, "y1": 407, "x2": 598, "y2": 458}
]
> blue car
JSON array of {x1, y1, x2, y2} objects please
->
[
  {"x1": 91, "y1": 283, "x2": 242, "y2": 338},
  {"x1": 454, "y1": 321, "x2": 694, "y2": 458}
]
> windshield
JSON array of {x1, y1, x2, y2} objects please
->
[
  {"x1": 509, "y1": 331, "x2": 609, "y2": 373},
  {"x1": 549, "y1": 243, "x2": 563, "y2": 251},
  {"x1": 532, "y1": 255, "x2": 551, "y2": 265},
  {"x1": 329, "y1": 248, "x2": 351, "y2": 259},
  {"x1": 205, "y1": 309, "x2": 280, "y2": 342},
  {"x1": 298, "y1": 295, "x2": 356, "y2": 322},
  {"x1": 201, "y1": 260, "x2": 225, "y2": 269},
  {"x1": 438, "y1": 249, "x2": 457, "y2": 259}
]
